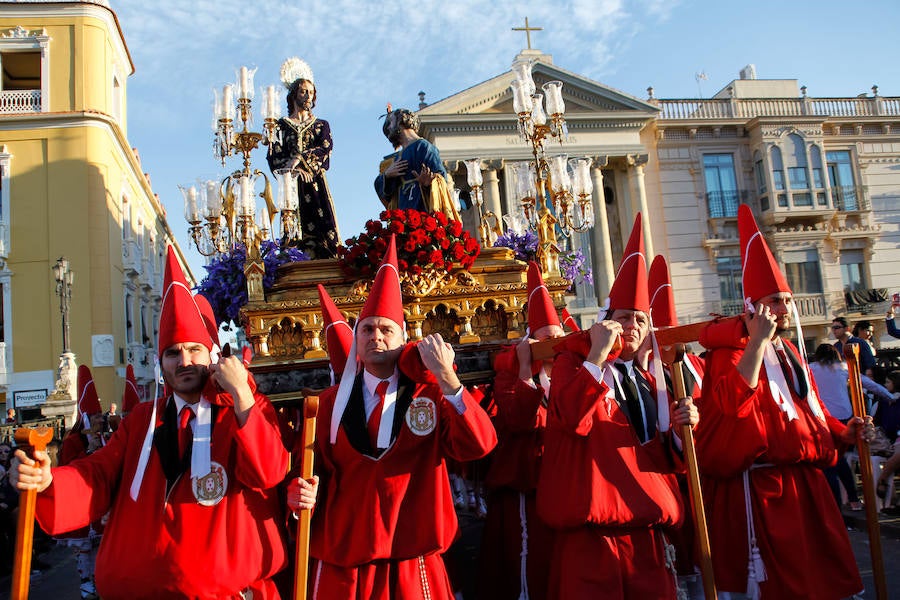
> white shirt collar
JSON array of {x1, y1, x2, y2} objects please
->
[{"x1": 363, "y1": 369, "x2": 398, "y2": 396}]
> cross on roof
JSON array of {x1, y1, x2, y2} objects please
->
[{"x1": 512, "y1": 17, "x2": 542, "y2": 50}]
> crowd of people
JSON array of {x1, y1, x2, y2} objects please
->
[
  {"x1": 1, "y1": 57, "x2": 897, "y2": 598},
  {"x1": 3, "y1": 203, "x2": 892, "y2": 599}
]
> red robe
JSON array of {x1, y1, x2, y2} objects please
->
[
  {"x1": 537, "y1": 349, "x2": 683, "y2": 599},
  {"x1": 696, "y1": 324, "x2": 862, "y2": 599},
  {"x1": 479, "y1": 347, "x2": 554, "y2": 600},
  {"x1": 310, "y1": 369, "x2": 497, "y2": 600},
  {"x1": 35, "y1": 393, "x2": 289, "y2": 599}
]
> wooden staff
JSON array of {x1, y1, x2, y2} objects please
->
[
  {"x1": 293, "y1": 396, "x2": 319, "y2": 600},
  {"x1": 11, "y1": 426, "x2": 53, "y2": 600},
  {"x1": 531, "y1": 317, "x2": 733, "y2": 361},
  {"x1": 670, "y1": 347, "x2": 717, "y2": 600},
  {"x1": 843, "y1": 343, "x2": 887, "y2": 600}
]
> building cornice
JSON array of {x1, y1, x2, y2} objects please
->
[{"x1": 0, "y1": 1, "x2": 133, "y2": 74}]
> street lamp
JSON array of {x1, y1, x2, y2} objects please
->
[{"x1": 52, "y1": 256, "x2": 74, "y2": 353}]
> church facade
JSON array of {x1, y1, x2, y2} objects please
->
[{"x1": 418, "y1": 49, "x2": 900, "y2": 350}]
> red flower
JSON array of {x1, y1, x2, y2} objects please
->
[
  {"x1": 435, "y1": 212, "x2": 449, "y2": 226},
  {"x1": 465, "y1": 237, "x2": 479, "y2": 252},
  {"x1": 433, "y1": 228, "x2": 446, "y2": 241},
  {"x1": 374, "y1": 237, "x2": 388, "y2": 252},
  {"x1": 429, "y1": 249, "x2": 443, "y2": 264},
  {"x1": 404, "y1": 240, "x2": 417, "y2": 253},
  {"x1": 379, "y1": 210, "x2": 390, "y2": 220},
  {"x1": 389, "y1": 221, "x2": 405, "y2": 234},
  {"x1": 407, "y1": 211, "x2": 422, "y2": 228},
  {"x1": 440, "y1": 238, "x2": 450, "y2": 250},
  {"x1": 398, "y1": 259, "x2": 409, "y2": 271},
  {"x1": 417, "y1": 250, "x2": 428, "y2": 263},
  {"x1": 451, "y1": 243, "x2": 466, "y2": 260},
  {"x1": 448, "y1": 221, "x2": 463, "y2": 237},
  {"x1": 411, "y1": 265, "x2": 422, "y2": 275},
  {"x1": 423, "y1": 216, "x2": 437, "y2": 232}
]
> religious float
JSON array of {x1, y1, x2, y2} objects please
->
[{"x1": 182, "y1": 57, "x2": 594, "y2": 403}]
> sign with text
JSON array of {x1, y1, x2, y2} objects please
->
[{"x1": 13, "y1": 389, "x2": 48, "y2": 408}]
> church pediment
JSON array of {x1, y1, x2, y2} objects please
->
[{"x1": 418, "y1": 53, "x2": 658, "y2": 118}]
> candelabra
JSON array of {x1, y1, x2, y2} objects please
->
[
  {"x1": 182, "y1": 66, "x2": 301, "y2": 258},
  {"x1": 463, "y1": 158, "x2": 502, "y2": 247},
  {"x1": 508, "y1": 58, "x2": 595, "y2": 274}
]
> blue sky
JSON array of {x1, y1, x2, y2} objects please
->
[{"x1": 114, "y1": 0, "x2": 900, "y2": 279}]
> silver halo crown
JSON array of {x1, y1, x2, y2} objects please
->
[{"x1": 280, "y1": 57, "x2": 314, "y2": 89}]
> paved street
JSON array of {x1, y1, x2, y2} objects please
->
[{"x1": 0, "y1": 506, "x2": 898, "y2": 599}]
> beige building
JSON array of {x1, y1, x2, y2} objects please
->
[
  {"x1": 0, "y1": 0, "x2": 191, "y2": 422},
  {"x1": 418, "y1": 48, "x2": 900, "y2": 351}
]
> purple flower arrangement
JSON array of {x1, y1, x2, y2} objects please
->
[
  {"x1": 196, "y1": 240, "x2": 308, "y2": 324},
  {"x1": 492, "y1": 230, "x2": 538, "y2": 262},
  {"x1": 494, "y1": 230, "x2": 592, "y2": 291}
]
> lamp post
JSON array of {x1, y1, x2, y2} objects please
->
[
  {"x1": 45, "y1": 256, "x2": 78, "y2": 427},
  {"x1": 52, "y1": 256, "x2": 74, "y2": 353}
]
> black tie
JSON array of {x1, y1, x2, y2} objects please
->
[
  {"x1": 615, "y1": 363, "x2": 649, "y2": 443},
  {"x1": 634, "y1": 368, "x2": 657, "y2": 439}
]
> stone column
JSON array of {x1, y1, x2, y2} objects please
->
[
  {"x1": 589, "y1": 157, "x2": 615, "y2": 300},
  {"x1": 483, "y1": 161, "x2": 504, "y2": 220},
  {"x1": 627, "y1": 154, "x2": 653, "y2": 259}
]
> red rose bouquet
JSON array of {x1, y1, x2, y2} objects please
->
[{"x1": 338, "y1": 209, "x2": 481, "y2": 278}]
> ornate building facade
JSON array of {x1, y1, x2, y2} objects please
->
[
  {"x1": 418, "y1": 48, "x2": 900, "y2": 350},
  {"x1": 0, "y1": 1, "x2": 191, "y2": 421}
]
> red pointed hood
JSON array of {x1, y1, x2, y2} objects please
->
[
  {"x1": 649, "y1": 255, "x2": 677, "y2": 327},
  {"x1": 358, "y1": 234, "x2": 404, "y2": 327},
  {"x1": 194, "y1": 293, "x2": 220, "y2": 348},
  {"x1": 158, "y1": 246, "x2": 214, "y2": 356},
  {"x1": 318, "y1": 284, "x2": 353, "y2": 376},
  {"x1": 77, "y1": 364, "x2": 101, "y2": 416},
  {"x1": 607, "y1": 213, "x2": 649, "y2": 314},
  {"x1": 526, "y1": 261, "x2": 560, "y2": 333},
  {"x1": 121, "y1": 364, "x2": 140, "y2": 413},
  {"x1": 739, "y1": 204, "x2": 791, "y2": 303}
]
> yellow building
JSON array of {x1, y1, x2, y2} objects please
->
[{"x1": 0, "y1": 0, "x2": 192, "y2": 423}]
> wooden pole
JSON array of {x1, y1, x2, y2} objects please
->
[
  {"x1": 670, "y1": 348, "x2": 717, "y2": 600},
  {"x1": 843, "y1": 343, "x2": 887, "y2": 600},
  {"x1": 293, "y1": 396, "x2": 319, "y2": 600},
  {"x1": 11, "y1": 427, "x2": 53, "y2": 600}
]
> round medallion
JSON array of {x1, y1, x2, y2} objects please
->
[
  {"x1": 405, "y1": 397, "x2": 436, "y2": 436},
  {"x1": 192, "y1": 460, "x2": 228, "y2": 506}
]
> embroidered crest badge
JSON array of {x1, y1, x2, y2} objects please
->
[
  {"x1": 192, "y1": 460, "x2": 228, "y2": 506},
  {"x1": 405, "y1": 397, "x2": 436, "y2": 436}
]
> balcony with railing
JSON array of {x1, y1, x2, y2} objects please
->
[
  {"x1": 122, "y1": 238, "x2": 143, "y2": 275},
  {"x1": 706, "y1": 190, "x2": 749, "y2": 219},
  {"x1": 831, "y1": 185, "x2": 870, "y2": 211},
  {"x1": 793, "y1": 293, "x2": 829, "y2": 320},
  {"x1": 0, "y1": 89, "x2": 40, "y2": 114},
  {"x1": 757, "y1": 184, "x2": 870, "y2": 224},
  {"x1": 657, "y1": 95, "x2": 900, "y2": 121}
]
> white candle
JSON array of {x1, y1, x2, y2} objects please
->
[
  {"x1": 222, "y1": 84, "x2": 233, "y2": 119},
  {"x1": 240, "y1": 66, "x2": 249, "y2": 99},
  {"x1": 267, "y1": 85, "x2": 276, "y2": 119},
  {"x1": 241, "y1": 177, "x2": 252, "y2": 214}
]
